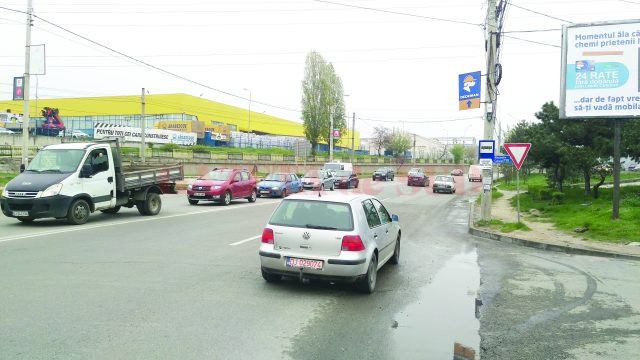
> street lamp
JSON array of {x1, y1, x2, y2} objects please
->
[{"x1": 243, "y1": 88, "x2": 252, "y2": 133}]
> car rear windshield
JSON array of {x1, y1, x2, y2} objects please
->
[
  {"x1": 269, "y1": 199, "x2": 354, "y2": 231},
  {"x1": 201, "y1": 170, "x2": 232, "y2": 181}
]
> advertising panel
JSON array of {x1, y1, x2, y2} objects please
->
[
  {"x1": 560, "y1": 20, "x2": 640, "y2": 118},
  {"x1": 94, "y1": 123, "x2": 196, "y2": 145}
]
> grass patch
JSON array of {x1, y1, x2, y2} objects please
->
[
  {"x1": 495, "y1": 173, "x2": 547, "y2": 191},
  {"x1": 476, "y1": 218, "x2": 530, "y2": 233},
  {"x1": 512, "y1": 185, "x2": 640, "y2": 243},
  {"x1": 492, "y1": 188, "x2": 503, "y2": 200},
  {"x1": 605, "y1": 171, "x2": 640, "y2": 183},
  {"x1": 0, "y1": 172, "x2": 17, "y2": 187}
]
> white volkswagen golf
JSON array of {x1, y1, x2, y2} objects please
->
[{"x1": 259, "y1": 193, "x2": 400, "y2": 293}]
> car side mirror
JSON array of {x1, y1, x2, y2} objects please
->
[
  {"x1": 20, "y1": 164, "x2": 25, "y2": 173},
  {"x1": 80, "y1": 164, "x2": 93, "y2": 178},
  {"x1": 392, "y1": 214, "x2": 399, "y2": 222}
]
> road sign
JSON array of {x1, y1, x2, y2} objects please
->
[
  {"x1": 332, "y1": 129, "x2": 340, "y2": 138},
  {"x1": 478, "y1": 140, "x2": 495, "y2": 160},
  {"x1": 560, "y1": 20, "x2": 640, "y2": 119},
  {"x1": 12, "y1": 77, "x2": 24, "y2": 101},
  {"x1": 458, "y1": 71, "x2": 481, "y2": 110},
  {"x1": 493, "y1": 155, "x2": 513, "y2": 165},
  {"x1": 503, "y1": 143, "x2": 531, "y2": 170},
  {"x1": 479, "y1": 158, "x2": 493, "y2": 170}
]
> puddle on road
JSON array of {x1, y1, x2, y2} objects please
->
[{"x1": 392, "y1": 249, "x2": 481, "y2": 359}]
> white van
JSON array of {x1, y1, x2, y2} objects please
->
[{"x1": 324, "y1": 162, "x2": 353, "y2": 172}]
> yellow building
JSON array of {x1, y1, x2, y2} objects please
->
[{"x1": 0, "y1": 93, "x2": 360, "y2": 148}]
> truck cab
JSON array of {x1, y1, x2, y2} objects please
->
[{"x1": 1, "y1": 141, "x2": 182, "y2": 224}]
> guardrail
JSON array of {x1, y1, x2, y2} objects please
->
[{"x1": 228, "y1": 153, "x2": 243, "y2": 160}]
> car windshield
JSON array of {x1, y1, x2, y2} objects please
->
[
  {"x1": 375, "y1": 168, "x2": 386, "y2": 172},
  {"x1": 335, "y1": 170, "x2": 351, "y2": 177},
  {"x1": 201, "y1": 170, "x2": 232, "y2": 181},
  {"x1": 409, "y1": 168, "x2": 421, "y2": 174},
  {"x1": 435, "y1": 176, "x2": 447, "y2": 182},
  {"x1": 265, "y1": 173, "x2": 286, "y2": 182},
  {"x1": 269, "y1": 199, "x2": 353, "y2": 231},
  {"x1": 303, "y1": 170, "x2": 322, "y2": 178},
  {"x1": 26, "y1": 149, "x2": 86, "y2": 173}
]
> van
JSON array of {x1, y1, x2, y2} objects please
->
[
  {"x1": 324, "y1": 162, "x2": 353, "y2": 172},
  {"x1": 468, "y1": 165, "x2": 482, "y2": 182}
]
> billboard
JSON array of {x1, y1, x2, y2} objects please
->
[
  {"x1": 94, "y1": 123, "x2": 197, "y2": 145},
  {"x1": 560, "y1": 19, "x2": 640, "y2": 119},
  {"x1": 156, "y1": 120, "x2": 205, "y2": 138},
  {"x1": 458, "y1": 71, "x2": 481, "y2": 110}
]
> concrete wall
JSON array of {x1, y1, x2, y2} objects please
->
[{"x1": 0, "y1": 134, "x2": 62, "y2": 147}]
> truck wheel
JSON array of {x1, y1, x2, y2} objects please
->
[
  {"x1": 188, "y1": 199, "x2": 199, "y2": 205},
  {"x1": 67, "y1": 199, "x2": 91, "y2": 225},
  {"x1": 248, "y1": 189, "x2": 257, "y2": 203},
  {"x1": 222, "y1": 190, "x2": 232, "y2": 206},
  {"x1": 142, "y1": 192, "x2": 161, "y2": 215},
  {"x1": 17, "y1": 217, "x2": 34, "y2": 223},
  {"x1": 100, "y1": 206, "x2": 121, "y2": 214}
]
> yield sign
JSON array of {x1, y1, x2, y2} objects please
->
[{"x1": 503, "y1": 143, "x2": 531, "y2": 170}]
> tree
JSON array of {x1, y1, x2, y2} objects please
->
[
  {"x1": 301, "y1": 51, "x2": 346, "y2": 155},
  {"x1": 371, "y1": 126, "x2": 391, "y2": 156},
  {"x1": 387, "y1": 132, "x2": 411, "y2": 157},
  {"x1": 450, "y1": 144, "x2": 465, "y2": 164},
  {"x1": 464, "y1": 145, "x2": 476, "y2": 164}
]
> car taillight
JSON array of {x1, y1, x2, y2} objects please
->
[
  {"x1": 261, "y1": 228, "x2": 274, "y2": 244},
  {"x1": 341, "y1": 235, "x2": 365, "y2": 251}
]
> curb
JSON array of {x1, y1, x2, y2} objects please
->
[{"x1": 468, "y1": 203, "x2": 640, "y2": 262}]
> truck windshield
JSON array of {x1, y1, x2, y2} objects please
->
[
  {"x1": 26, "y1": 149, "x2": 85, "y2": 173},
  {"x1": 201, "y1": 170, "x2": 232, "y2": 181}
]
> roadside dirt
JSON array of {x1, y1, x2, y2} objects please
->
[{"x1": 485, "y1": 190, "x2": 640, "y2": 257}]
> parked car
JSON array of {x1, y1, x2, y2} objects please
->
[
  {"x1": 187, "y1": 168, "x2": 257, "y2": 205},
  {"x1": 432, "y1": 175, "x2": 456, "y2": 194},
  {"x1": 407, "y1": 168, "x2": 429, "y2": 187},
  {"x1": 257, "y1": 172, "x2": 302, "y2": 198},
  {"x1": 324, "y1": 161, "x2": 353, "y2": 172},
  {"x1": 468, "y1": 165, "x2": 482, "y2": 182},
  {"x1": 259, "y1": 193, "x2": 401, "y2": 293},
  {"x1": 628, "y1": 164, "x2": 638, "y2": 172},
  {"x1": 0, "y1": 127, "x2": 16, "y2": 135},
  {"x1": 450, "y1": 168, "x2": 463, "y2": 176},
  {"x1": 58, "y1": 130, "x2": 90, "y2": 139},
  {"x1": 333, "y1": 170, "x2": 359, "y2": 189},
  {"x1": 372, "y1": 167, "x2": 394, "y2": 181},
  {"x1": 301, "y1": 169, "x2": 335, "y2": 191}
]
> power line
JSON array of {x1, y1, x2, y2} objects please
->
[
  {"x1": 357, "y1": 116, "x2": 482, "y2": 124},
  {"x1": 0, "y1": 6, "x2": 301, "y2": 114},
  {"x1": 502, "y1": 35, "x2": 560, "y2": 48},
  {"x1": 498, "y1": 28, "x2": 561, "y2": 33},
  {"x1": 618, "y1": 0, "x2": 640, "y2": 4},
  {"x1": 313, "y1": 0, "x2": 482, "y2": 27},
  {"x1": 509, "y1": 3, "x2": 573, "y2": 23}
]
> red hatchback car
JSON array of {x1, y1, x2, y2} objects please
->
[{"x1": 187, "y1": 168, "x2": 257, "y2": 206}]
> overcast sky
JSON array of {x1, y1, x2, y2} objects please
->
[{"x1": 0, "y1": 0, "x2": 637, "y2": 138}]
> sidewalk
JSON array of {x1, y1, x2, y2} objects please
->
[{"x1": 470, "y1": 190, "x2": 640, "y2": 260}]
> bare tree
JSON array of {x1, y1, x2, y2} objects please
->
[{"x1": 371, "y1": 126, "x2": 391, "y2": 156}]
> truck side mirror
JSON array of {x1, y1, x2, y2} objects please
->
[
  {"x1": 80, "y1": 164, "x2": 93, "y2": 178},
  {"x1": 20, "y1": 164, "x2": 25, "y2": 173}
]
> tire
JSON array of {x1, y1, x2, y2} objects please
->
[
  {"x1": 222, "y1": 190, "x2": 232, "y2": 206},
  {"x1": 330, "y1": 183, "x2": 335, "y2": 191},
  {"x1": 67, "y1": 198, "x2": 91, "y2": 225},
  {"x1": 355, "y1": 181, "x2": 358, "y2": 189},
  {"x1": 433, "y1": 189, "x2": 436, "y2": 193},
  {"x1": 390, "y1": 235, "x2": 400, "y2": 265},
  {"x1": 356, "y1": 253, "x2": 377, "y2": 294},
  {"x1": 407, "y1": 182, "x2": 411, "y2": 187},
  {"x1": 321, "y1": 184, "x2": 324, "y2": 191},
  {"x1": 188, "y1": 199, "x2": 199, "y2": 205},
  {"x1": 261, "y1": 268, "x2": 281, "y2": 283},
  {"x1": 248, "y1": 189, "x2": 257, "y2": 202},
  {"x1": 138, "y1": 192, "x2": 161, "y2": 216},
  {"x1": 422, "y1": 181, "x2": 427, "y2": 187},
  {"x1": 17, "y1": 217, "x2": 34, "y2": 223},
  {"x1": 281, "y1": 189, "x2": 287, "y2": 198},
  {"x1": 100, "y1": 206, "x2": 121, "y2": 214}
]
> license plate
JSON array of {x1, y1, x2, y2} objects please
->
[
  {"x1": 286, "y1": 257, "x2": 323, "y2": 270},
  {"x1": 12, "y1": 211, "x2": 29, "y2": 217},
  {"x1": 194, "y1": 192, "x2": 205, "y2": 196},
  {"x1": 260, "y1": 190, "x2": 270, "y2": 194}
]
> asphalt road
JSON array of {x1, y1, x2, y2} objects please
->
[{"x1": 0, "y1": 176, "x2": 638, "y2": 359}]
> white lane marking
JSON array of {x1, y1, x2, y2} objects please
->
[
  {"x1": 0, "y1": 200, "x2": 280, "y2": 244},
  {"x1": 229, "y1": 235, "x2": 261, "y2": 246}
]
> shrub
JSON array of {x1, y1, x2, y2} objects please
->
[
  {"x1": 551, "y1": 191, "x2": 565, "y2": 205},
  {"x1": 527, "y1": 184, "x2": 543, "y2": 200},
  {"x1": 191, "y1": 145, "x2": 211, "y2": 153},
  {"x1": 158, "y1": 143, "x2": 180, "y2": 152},
  {"x1": 540, "y1": 188, "x2": 552, "y2": 200}
]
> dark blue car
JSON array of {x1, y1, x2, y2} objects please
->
[{"x1": 257, "y1": 173, "x2": 302, "y2": 198}]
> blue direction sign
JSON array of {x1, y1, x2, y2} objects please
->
[
  {"x1": 458, "y1": 71, "x2": 481, "y2": 110},
  {"x1": 493, "y1": 155, "x2": 513, "y2": 165}
]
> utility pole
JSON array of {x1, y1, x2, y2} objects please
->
[
  {"x1": 481, "y1": 0, "x2": 498, "y2": 221},
  {"x1": 140, "y1": 88, "x2": 146, "y2": 163},
  {"x1": 329, "y1": 106, "x2": 334, "y2": 162},
  {"x1": 612, "y1": 119, "x2": 622, "y2": 219},
  {"x1": 351, "y1": 112, "x2": 355, "y2": 163},
  {"x1": 21, "y1": 0, "x2": 33, "y2": 167},
  {"x1": 412, "y1": 133, "x2": 416, "y2": 165}
]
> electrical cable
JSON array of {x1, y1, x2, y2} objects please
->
[{"x1": 509, "y1": 3, "x2": 573, "y2": 23}]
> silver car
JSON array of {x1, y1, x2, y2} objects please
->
[
  {"x1": 432, "y1": 175, "x2": 456, "y2": 194},
  {"x1": 259, "y1": 193, "x2": 401, "y2": 293}
]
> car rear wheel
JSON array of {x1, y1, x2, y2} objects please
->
[
  {"x1": 390, "y1": 235, "x2": 400, "y2": 265},
  {"x1": 261, "y1": 268, "x2": 281, "y2": 283},
  {"x1": 188, "y1": 199, "x2": 199, "y2": 205},
  {"x1": 356, "y1": 253, "x2": 377, "y2": 294},
  {"x1": 248, "y1": 189, "x2": 257, "y2": 202}
]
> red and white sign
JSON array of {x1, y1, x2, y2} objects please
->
[
  {"x1": 503, "y1": 143, "x2": 531, "y2": 170},
  {"x1": 332, "y1": 129, "x2": 340, "y2": 138}
]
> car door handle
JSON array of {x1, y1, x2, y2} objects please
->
[
  {"x1": 373, "y1": 234, "x2": 378, "y2": 239},
  {"x1": 107, "y1": 176, "x2": 113, "y2": 183},
  {"x1": 385, "y1": 229, "x2": 389, "y2": 233}
]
